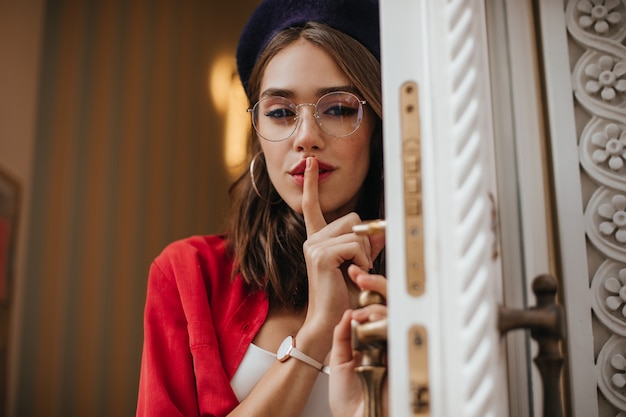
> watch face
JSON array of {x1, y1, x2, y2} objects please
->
[{"x1": 277, "y1": 336, "x2": 294, "y2": 361}]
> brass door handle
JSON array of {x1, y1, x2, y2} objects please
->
[
  {"x1": 498, "y1": 274, "x2": 566, "y2": 417},
  {"x1": 352, "y1": 290, "x2": 388, "y2": 417}
]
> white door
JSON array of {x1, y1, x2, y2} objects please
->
[
  {"x1": 379, "y1": 0, "x2": 622, "y2": 416},
  {"x1": 380, "y1": 1, "x2": 508, "y2": 416}
]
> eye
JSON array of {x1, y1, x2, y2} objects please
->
[
  {"x1": 319, "y1": 100, "x2": 360, "y2": 118},
  {"x1": 322, "y1": 103, "x2": 358, "y2": 117},
  {"x1": 264, "y1": 107, "x2": 296, "y2": 119},
  {"x1": 259, "y1": 97, "x2": 297, "y2": 120},
  {"x1": 318, "y1": 93, "x2": 362, "y2": 118}
]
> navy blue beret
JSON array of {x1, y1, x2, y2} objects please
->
[{"x1": 236, "y1": 0, "x2": 380, "y2": 94}]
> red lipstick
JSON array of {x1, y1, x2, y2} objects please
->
[{"x1": 290, "y1": 158, "x2": 335, "y2": 186}]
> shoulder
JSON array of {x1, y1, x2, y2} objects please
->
[
  {"x1": 150, "y1": 234, "x2": 236, "y2": 286},
  {"x1": 146, "y1": 234, "x2": 254, "y2": 312},
  {"x1": 154, "y1": 234, "x2": 231, "y2": 267},
  {"x1": 158, "y1": 234, "x2": 230, "y2": 258}
]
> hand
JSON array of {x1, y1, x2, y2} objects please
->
[
  {"x1": 329, "y1": 265, "x2": 388, "y2": 417},
  {"x1": 300, "y1": 157, "x2": 384, "y2": 331}
]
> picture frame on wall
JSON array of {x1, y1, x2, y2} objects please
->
[{"x1": 0, "y1": 166, "x2": 19, "y2": 306}]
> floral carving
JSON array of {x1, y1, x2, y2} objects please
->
[
  {"x1": 604, "y1": 269, "x2": 626, "y2": 316},
  {"x1": 612, "y1": 350, "x2": 626, "y2": 388},
  {"x1": 568, "y1": 0, "x2": 626, "y2": 414},
  {"x1": 598, "y1": 194, "x2": 626, "y2": 243},
  {"x1": 585, "y1": 55, "x2": 626, "y2": 101},
  {"x1": 597, "y1": 336, "x2": 626, "y2": 410},
  {"x1": 592, "y1": 123, "x2": 626, "y2": 170},
  {"x1": 577, "y1": 0, "x2": 624, "y2": 35},
  {"x1": 591, "y1": 260, "x2": 626, "y2": 335}
]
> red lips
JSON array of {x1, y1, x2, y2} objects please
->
[{"x1": 289, "y1": 158, "x2": 335, "y2": 186}]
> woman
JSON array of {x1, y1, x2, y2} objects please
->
[{"x1": 137, "y1": 1, "x2": 387, "y2": 416}]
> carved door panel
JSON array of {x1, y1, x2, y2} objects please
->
[
  {"x1": 541, "y1": 0, "x2": 626, "y2": 416},
  {"x1": 380, "y1": 0, "x2": 626, "y2": 416}
]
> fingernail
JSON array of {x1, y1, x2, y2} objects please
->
[{"x1": 306, "y1": 157, "x2": 311, "y2": 170}]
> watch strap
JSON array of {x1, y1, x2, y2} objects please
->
[
  {"x1": 278, "y1": 336, "x2": 331, "y2": 374},
  {"x1": 290, "y1": 346, "x2": 331, "y2": 375}
]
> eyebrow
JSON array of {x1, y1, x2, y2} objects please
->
[{"x1": 259, "y1": 85, "x2": 359, "y2": 99}]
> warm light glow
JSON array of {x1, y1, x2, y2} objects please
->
[
  {"x1": 209, "y1": 54, "x2": 250, "y2": 180},
  {"x1": 209, "y1": 55, "x2": 233, "y2": 113}
]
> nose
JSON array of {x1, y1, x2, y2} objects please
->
[{"x1": 292, "y1": 104, "x2": 325, "y2": 151}]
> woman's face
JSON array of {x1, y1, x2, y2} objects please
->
[{"x1": 258, "y1": 38, "x2": 375, "y2": 222}]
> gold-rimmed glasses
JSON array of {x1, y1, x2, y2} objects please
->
[{"x1": 247, "y1": 91, "x2": 367, "y2": 142}]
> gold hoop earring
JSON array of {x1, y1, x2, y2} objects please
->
[{"x1": 250, "y1": 152, "x2": 281, "y2": 204}]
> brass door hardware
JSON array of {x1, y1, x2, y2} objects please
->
[
  {"x1": 401, "y1": 81, "x2": 425, "y2": 296},
  {"x1": 350, "y1": 79, "x2": 430, "y2": 416},
  {"x1": 352, "y1": 290, "x2": 388, "y2": 417},
  {"x1": 408, "y1": 325, "x2": 429, "y2": 416},
  {"x1": 401, "y1": 81, "x2": 429, "y2": 415},
  {"x1": 498, "y1": 274, "x2": 566, "y2": 417}
]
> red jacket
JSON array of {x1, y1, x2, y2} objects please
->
[{"x1": 136, "y1": 235, "x2": 269, "y2": 417}]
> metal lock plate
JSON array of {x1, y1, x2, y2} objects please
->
[
  {"x1": 409, "y1": 325, "x2": 429, "y2": 416},
  {"x1": 401, "y1": 81, "x2": 425, "y2": 296}
]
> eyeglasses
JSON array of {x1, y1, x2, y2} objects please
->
[{"x1": 247, "y1": 91, "x2": 367, "y2": 142}]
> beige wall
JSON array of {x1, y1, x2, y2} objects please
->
[{"x1": 0, "y1": 0, "x2": 259, "y2": 415}]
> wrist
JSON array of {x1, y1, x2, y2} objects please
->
[
  {"x1": 295, "y1": 324, "x2": 333, "y2": 364},
  {"x1": 277, "y1": 335, "x2": 330, "y2": 374}
]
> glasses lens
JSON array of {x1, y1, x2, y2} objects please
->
[
  {"x1": 316, "y1": 92, "x2": 364, "y2": 137},
  {"x1": 252, "y1": 97, "x2": 297, "y2": 141},
  {"x1": 250, "y1": 92, "x2": 365, "y2": 141}
]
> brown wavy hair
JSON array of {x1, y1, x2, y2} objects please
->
[{"x1": 226, "y1": 22, "x2": 384, "y2": 310}]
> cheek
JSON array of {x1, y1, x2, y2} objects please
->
[
  {"x1": 258, "y1": 143, "x2": 285, "y2": 183},
  {"x1": 355, "y1": 150, "x2": 372, "y2": 185},
  {"x1": 345, "y1": 138, "x2": 372, "y2": 178}
]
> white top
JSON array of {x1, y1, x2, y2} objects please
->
[{"x1": 230, "y1": 343, "x2": 332, "y2": 417}]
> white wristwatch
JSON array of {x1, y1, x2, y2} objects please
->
[{"x1": 276, "y1": 335, "x2": 330, "y2": 374}]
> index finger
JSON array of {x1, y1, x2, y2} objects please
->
[{"x1": 302, "y1": 157, "x2": 327, "y2": 236}]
